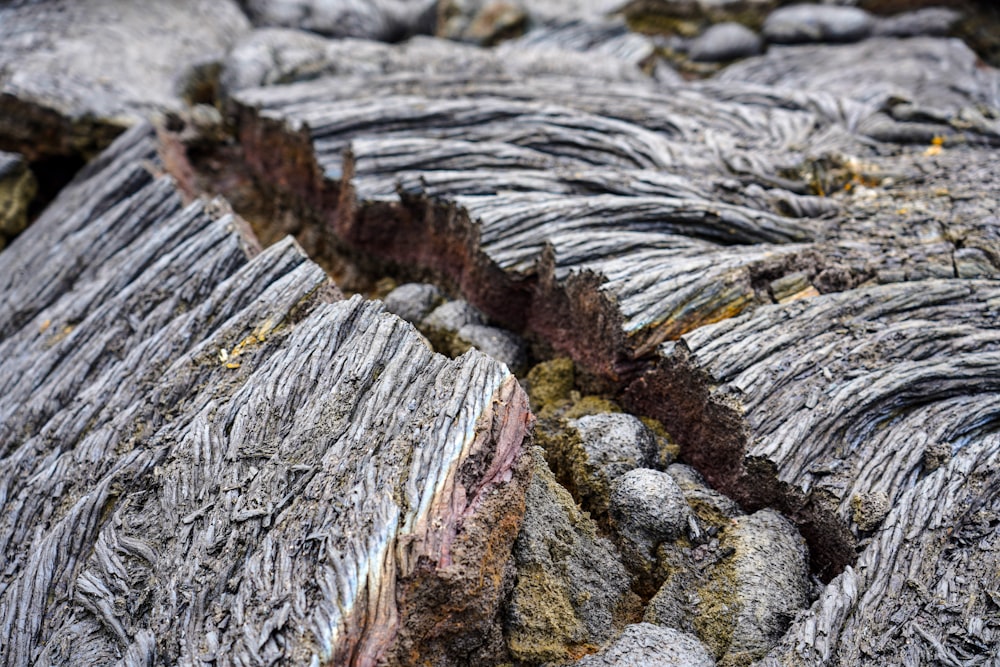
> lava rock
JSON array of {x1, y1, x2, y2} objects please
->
[
  {"x1": 667, "y1": 464, "x2": 743, "y2": 528},
  {"x1": 0, "y1": 152, "x2": 36, "y2": 243},
  {"x1": 574, "y1": 623, "x2": 716, "y2": 667},
  {"x1": 560, "y1": 413, "x2": 660, "y2": 519},
  {"x1": 689, "y1": 22, "x2": 763, "y2": 62},
  {"x1": 763, "y1": 4, "x2": 875, "y2": 44},
  {"x1": 422, "y1": 299, "x2": 486, "y2": 332},
  {"x1": 873, "y1": 8, "x2": 962, "y2": 38},
  {"x1": 240, "y1": 0, "x2": 437, "y2": 41},
  {"x1": 0, "y1": 0, "x2": 249, "y2": 160},
  {"x1": 696, "y1": 509, "x2": 811, "y2": 664},
  {"x1": 383, "y1": 282, "x2": 444, "y2": 323},
  {"x1": 609, "y1": 468, "x2": 691, "y2": 570},
  {"x1": 507, "y1": 448, "x2": 636, "y2": 664},
  {"x1": 456, "y1": 323, "x2": 528, "y2": 375}
]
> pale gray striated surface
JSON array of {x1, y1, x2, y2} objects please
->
[
  {"x1": 0, "y1": 125, "x2": 533, "y2": 667},
  {"x1": 658, "y1": 280, "x2": 1000, "y2": 664}
]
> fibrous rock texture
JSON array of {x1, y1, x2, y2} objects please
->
[
  {"x1": 0, "y1": 125, "x2": 533, "y2": 666},
  {"x1": 218, "y1": 18, "x2": 1000, "y2": 665},
  {"x1": 6, "y1": 2, "x2": 1000, "y2": 666}
]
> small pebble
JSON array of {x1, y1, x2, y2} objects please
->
[
  {"x1": 689, "y1": 22, "x2": 763, "y2": 62},
  {"x1": 383, "y1": 282, "x2": 443, "y2": 323}
]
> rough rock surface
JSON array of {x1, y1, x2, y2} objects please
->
[
  {"x1": 0, "y1": 151, "x2": 36, "y2": 246},
  {"x1": 609, "y1": 468, "x2": 691, "y2": 570},
  {"x1": 0, "y1": 125, "x2": 533, "y2": 667},
  {"x1": 239, "y1": 0, "x2": 437, "y2": 41},
  {"x1": 762, "y1": 4, "x2": 875, "y2": 44},
  {"x1": 8, "y1": 2, "x2": 1000, "y2": 665},
  {"x1": 0, "y1": 0, "x2": 249, "y2": 160},
  {"x1": 553, "y1": 413, "x2": 660, "y2": 520},
  {"x1": 383, "y1": 281, "x2": 444, "y2": 322},
  {"x1": 688, "y1": 21, "x2": 763, "y2": 61},
  {"x1": 219, "y1": 26, "x2": 650, "y2": 97},
  {"x1": 456, "y1": 323, "x2": 528, "y2": 375},
  {"x1": 574, "y1": 623, "x2": 716, "y2": 667},
  {"x1": 695, "y1": 509, "x2": 811, "y2": 665},
  {"x1": 507, "y1": 448, "x2": 635, "y2": 663}
]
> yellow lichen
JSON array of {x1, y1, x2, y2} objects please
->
[{"x1": 526, "y1": 357, "x2": 575, "y2": 411}]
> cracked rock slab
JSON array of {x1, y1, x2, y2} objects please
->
[{"x1": 0, "y1": 125, "x2": 533, "y2": 667}]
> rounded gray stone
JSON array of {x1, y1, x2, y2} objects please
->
[
  {"x1": 575, "y1": 623, "x2": 716, "y2": 667},
  {"x1": 610, "y1": 468, "x2": 690, "y2": 546},
  {"x1": 689, "y1": 22, "x2": 763, "y2": 62},
  {"x1": 456, "y1": 324, "x2": 527, "y2": 375},
  {"x1": 383, "y1": 282, "x2": 443, "y2": 323},
  {"x1": 572, "y1": 412, "x2": 659, "y2": 482},
  {"x1": 763, "y1": 4, "x2": 874, "y2": 44},
  {"x1": 421, "y1": 299, "x2": 486, "y2": 332}
]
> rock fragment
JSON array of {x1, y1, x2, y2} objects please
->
[
  {"x1": 763, "y1": 4, "x2": 875, "y2": 44},
  {"x1": 240, "y1": 0, "x2": 437, "y2": 41},
  {"x1": 688, "y1": 22, "x2": 763, "y2": 62},
  {"x1": 383, "y1": 281, "x2": 444, "y2": 322},
  {"x1": 507, "y1": 448, "x2": 636, "y2": 664},
  {"x1": 0, "y1": 151, "x2": 36, "y2": 247},
  {"x1": 695, "y1": 509, "x2": 811, "y2": 665},
  {"x1": 609, "y1": 468, "x2": 691, "y2": 571},
  {"x1": 574, "y1": 623, "x2": 716, "y2": 667},
  {"x1": 551, "y1": 413, "x2": 660, "y2": 520},
  {"x1": 456, "y1": 323, "x2": 528, "y2": 375},
  {"x1": 0, "y1": 0, "x2": 249, "y2": 160}
]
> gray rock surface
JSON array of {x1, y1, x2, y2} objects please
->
[
  {"x1": 668, "y1": 464, "x2": 742, "y2": 526},
  {"x1": 609, "y1": 468, "x2": 691, "y2": 569},
  {"x1": 564, "y1": 413, "x2": 660, "y2": 519},
  {"x1": 688, "y1": 22, "x2": 763, "y2": 62},
  {"x1": 219, "y1": 28, "x2": 649, "y2": 96},
  {"x1": 574, "y1": 623, "x2": 716, "y2": 667},
  {"x1": 240, "y1": 0, "x2": 437, "y2": 41},
  {"x1": 696, "y1": 509, "x2": 811, "y2": 664},
  {"x1": 507, "y1": 447, "x2": 635, "y2": 664},
  {"x1": 422, "y1": 298, "x2": 486, "y2": 332},
  {"x1": 383, "y1": 282, "x2": 444, "y2": 323},
  {"x1": 0, "y1": 124, "x2": 535, "y2": 667},
  {"x1": 873, "y1": 7, "x2": 962, "y2": 38},
  {"x1": 456, "y1": 323, "x2": 528, "y2": 374},
  {"x1": 0, "y1": 0, "x2": 249, "y2": 160},
  {"x1": 763, "y1": 4, "x2": 875, "y2": 44}
]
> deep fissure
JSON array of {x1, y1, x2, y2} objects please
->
[{"x1": 165, "y1": 109, "x2": 857, "y2": 583}]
